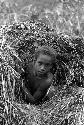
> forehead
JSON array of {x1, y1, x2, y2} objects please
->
[{"x1": 37, "y1": 54, "x2": 52, "y2": 63}]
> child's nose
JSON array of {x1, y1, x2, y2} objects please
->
[{"x1": 41, "y1": 65, "x2": 45, "y2": 71}]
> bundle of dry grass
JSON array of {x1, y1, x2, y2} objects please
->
[{"x1": 0, "y1": 20, "x2": 84, "y2": 124}]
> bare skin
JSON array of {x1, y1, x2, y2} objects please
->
[{"x1": 22, "y1": 54, "x2": 53, "y2": 105}]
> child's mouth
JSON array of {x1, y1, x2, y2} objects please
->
[
  {"x1": 38, "y1": 71, "x2": 45, "y2": 74},
  {"x1": 38, "y1": 71, "x2": 47, "y2": 77}
]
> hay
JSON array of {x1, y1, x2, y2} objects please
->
[{"x1": 0, "y1": 20, "x2": 84, "y2": 124}]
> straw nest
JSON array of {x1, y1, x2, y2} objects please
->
[{"x1": 0, "y1": 20, "x2": 84, "y2": 125}]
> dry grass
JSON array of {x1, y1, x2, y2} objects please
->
[{"x1": 0, "y1": 0, "x2": 84, "y2": 124}]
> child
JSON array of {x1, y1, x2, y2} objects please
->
[{"x1": 21, "y1": 46, "x2": 56, "y2": 105}]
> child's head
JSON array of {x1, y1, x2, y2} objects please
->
[{"x1": 33, "y1": 46, "x2": 56, "y2": 76}]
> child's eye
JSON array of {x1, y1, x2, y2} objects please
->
[
  {"x1": 45, "y1": 64, "x2": 50, "y2": 67},
  {"x1": 45, "y1": 64, "x2": 49, "y2": 66},
  {"x1": 38, "y1": 62, "x2": 42, "y2": 65}
]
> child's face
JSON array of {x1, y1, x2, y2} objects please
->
[{"x1": 34, "y1": 54, "x2": 52, "y2": 77}]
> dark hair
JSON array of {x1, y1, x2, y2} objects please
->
[{"x1": 33, "y1": 46, "x2": 57, "y2": 74}]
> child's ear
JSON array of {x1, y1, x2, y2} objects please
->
[
  {"x1": 50, "y1": 67, "x2": 55, "y2": 74},
  {"x1": 32, "y1": 55, "x2": 36, "y2": 64},
  {"x1": 50, "y1": 63, "x2": 57, "y2": 74}
]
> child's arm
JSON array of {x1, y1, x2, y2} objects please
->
[
  {"x1": 33, "y1": 87, "x2": 47, "y2": 103},
  {"x1": 33, "y1": 73, "x2": 53, "y2": 103},
  {"x1": 22, "y1": 80, "x2": 35, "y2": 104}
]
